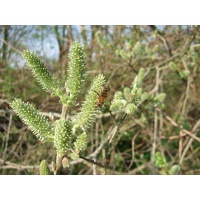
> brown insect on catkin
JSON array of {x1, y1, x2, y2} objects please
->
[{"x1": 94, "y1": 84, "x2": 108, "y2": 108}]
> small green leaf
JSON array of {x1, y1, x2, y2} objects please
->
[
  {"x1": 169, "y1": 62, "x2": 178, "y2": 71},
  {"x1": 169, "y1": 165, "x2": 181, "y2": 175},
  {"x1": 155, "y1": 151, "x2": 167, "y2": 168},
  {"x1": 179, "y1": 70, "x2": 190, "y2": 79}
]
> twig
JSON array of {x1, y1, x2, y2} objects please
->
[
  {"x1": 128, "y1": 132, "x2": 139, "y2": 170},
  {"x1": 2, "y1": 112, "x2": 12, "y2": 160},
  {"x1": 78, "y1": 157, "x2": 151, "y2": 175},
  {"x1": 151, "y1": 66, "x2": 160, "y2": 174},
  {"x1": 79, "y1": 155, "x2": 112, "y2": 170},
  {"x1": 156, "y1": 108, "x2": 200, "y2": 143},
  {"x1": 70, "y1": 113, "x2": 128, "y2": 172},
  {"x1": 92, "y1": 157, "x2": 97, "y2": 175},
  {"x1": 0, "y1": 37, "x2": 22, "y2": 55},
  {"x1": 178, "y1": 26, "x2": 199, "y2": 61},
  {"x1": 179, "y1": 64, "x2": 193, "y2": 159},
  {"x1": 148, "y1": 25, "x2": 172, "y2": 57},
  {"x1": 148, "y1": 26, "x2": 200, "y2": 74},
  {"x1": 0, "y1": 158, "x2": 39, "y2": 170},
  {"x1": 178, "y1": 130, "x2": 183, "y2": 158},
  {"x1": 179, "y1": 119, "x2": 200, "y2": 165}
]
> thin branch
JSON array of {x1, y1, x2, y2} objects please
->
[
  {"x1": 79, "y1": 155, "x2": 111, "y2": 169},
  {"x1": 178, "y1": 26, "x2": 199, "y2": 60},
  {"x1": 0, "y1": 37, "x2": 22, "y2": 55},
  {"x1": 2, "y1": 112, "x2": 12, "y2": 160},
  {"x1": 179, "y1": 119, "x2": 200, "y2": 165},
  {"x1": 151, "y1": 66, "x2": 160, "y2": 174},
  {"x1": 0, "y1": 158, "x2": 39, "y2": 170},
  {"x1": 148, "y1": 25, "x2": 172, "y2": 57},
  {"x1": 156, "y1": 108, "x2": 200, "y2": 143},
  {"x1": 128, "y1": 132, "x2": 139, "y2": 170}
]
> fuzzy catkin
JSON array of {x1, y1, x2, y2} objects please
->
[
  {"x1": 74, "y1": 132, "x2": 87, "y2": 154},
  {"x1": 54, "y1": 119, "x2": 73, "y2": 156},
  {"x1": 23, "y1": 50, "x2": 60, "y2": 95},
  {"x1": 10, "y1": 99, "x2": 54, "y2": 141},
  {"x1": 73, "y1": 74, "x2": 105, "y2": 132},
  {"x1": 66, "y1": 42, "x2": 86, "y2": 101},
  {"x1": 39, "y1": 160, "x2": 51, "y2": 175}
]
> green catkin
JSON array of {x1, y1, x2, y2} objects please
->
[
  {"x1": 54, "y1": 119, "x2": 73, "y2": 156},
  {"x1": 125, "y1": 103, "x2": 137, "y2": 114},
  {"x1": 39, "y1": 160, "x2": 51, "y2": 175},
  {"x1": 123, "y1": 87, "x2": 131, "y2": 101},
  {"x1": 73, "y1": 74, "x2": 106, "y2": 132},
  {"x1": 66, "y1": 42, "x2": 86, "y2": 102},
  {"x1": 74, "y1": 132, "x2": 87, "y2": 154},
  {"x1": 23, "y1": 49, "x2": 61, "y2": 95},
  {"x1": 110, "y1": 91, "x2": 127, "y2": 111},
  {"x1": 10, "y1": 99, "x2": 53, "y2": 141},
  {"x1": 110, "y1": 68, "x2": 146, "y2": 114}
]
